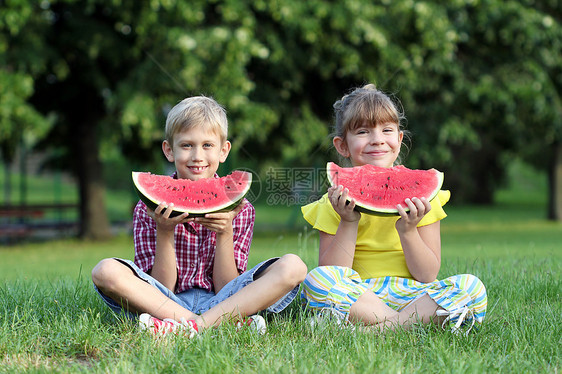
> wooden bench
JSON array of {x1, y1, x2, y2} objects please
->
[
  {"x1": 0, "y1": 204, "x2": 79, "y2": 243},
  {"x1": 0, "y1": 208, "x2": 44, "y2": 219},
  {"x1": 0, "y1": 203, "x2": 78, "y2": 217}
]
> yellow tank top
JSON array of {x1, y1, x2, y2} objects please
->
[{"x1": 301, "y1": 190, "x2": 450, "y2": 280}]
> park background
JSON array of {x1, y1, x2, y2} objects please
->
[{"x1": 0, "y1": 0, "x2": 560, "y2": 372}]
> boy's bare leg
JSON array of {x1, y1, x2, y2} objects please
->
[
  {"x1": 93, "y1": 254, "x2": 307, "y2": 331},
  {"x1": 196, "y1": 254, "x2": 307, "y2": 329},
  {"x1": 92, "y1": 259, "x2": 198, "y2": 321}
]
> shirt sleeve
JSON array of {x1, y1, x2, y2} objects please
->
[
  {"x1": 231, "y1": 199, "x2": 254, "y2": 274},
  {"x1": 418, "y1": 190, "x2": 451, "y2": 227},
  {"x1": 133, "y1": 200, "x2": 157, "y2": 272},
  {"x1": 301, "y1": 193, "x2": 341, "y2": 235}
]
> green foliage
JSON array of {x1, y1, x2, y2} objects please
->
[{"x1": 1, "y1": 0, "x2": 561, "y2": 209}]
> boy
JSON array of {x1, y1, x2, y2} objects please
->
[{"x1": 92, "y1": 96, "x2": 307, "y2": 337}]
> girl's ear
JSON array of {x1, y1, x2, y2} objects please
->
[
  {"x1": 333, "y1": 136, "x2": 350, "y2": 158},
  {"x1": 219, "y1": 140, "x2": 231, "y2": 163},
  {"x1": 162, "y1": 140, "x2": 174, "y2": 162}
]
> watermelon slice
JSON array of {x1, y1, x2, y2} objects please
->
[
  {"x1": 326, "y1": 162, "x2": 444, "y2": 215},
  {"x1": 132, "y1": 170, "x2": 252, "y2": 217}
]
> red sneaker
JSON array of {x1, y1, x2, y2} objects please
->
[
  {"x1": 139, "y1": 313, "x2": 198, "y2": 338},
  {"x1": 236, "y1": 314, "x2": 267, "y2": 335}
]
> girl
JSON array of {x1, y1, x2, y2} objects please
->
[{"x1": 301, "y1": 84, "x2": 487, "y2": 334}]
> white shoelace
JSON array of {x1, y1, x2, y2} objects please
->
[
  {"x1": 162, "y1": 317, "x2": 198, "y2": 338},
  {"x1": 436, "y1": 306, "x2": 475, "y2": 336}
]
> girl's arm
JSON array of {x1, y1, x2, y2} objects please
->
[
  {"x1": 395, "y1": 197, "x2": 441, "y2": 283},
  {"x1": 318, "y1": 186, "x2": 360, "y2": 268}
]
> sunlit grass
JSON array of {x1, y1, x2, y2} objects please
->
[{"x1": 0, "y1": 160, "x2": 560, "y2": 372}]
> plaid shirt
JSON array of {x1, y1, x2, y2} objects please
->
[{"x1": 133, "y1": 198, "x2": 255, "y2": 293}]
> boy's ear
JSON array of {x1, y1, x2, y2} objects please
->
[
  {"x1": 162, "y1": 140, "x2": 174, "y2": 162},
  {"x1": 333, "y1": 136, "x2": 350, "y2": 158},
  {"x1": 219, "y1": 140, "x2": 231, "y2": 163}
]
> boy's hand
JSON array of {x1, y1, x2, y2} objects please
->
[
  {"x1": 194, "y1": 200, "x2": 246, "y2": 235},
  {"x1": 395, "y1": 197, "x2": 432, "y2": 233},
  {"x1": 328, "y1": 185, "x2": 360, "y2": 223},
  {"x1": 148, "y1": 202, "x2": 190, "y2": 232}
]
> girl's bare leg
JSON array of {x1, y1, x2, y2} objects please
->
[
  {"x1": 397, "y1": 294, "x2": 444, "y2": 325},
  {"x1": 348, "y1": 292, "x2": 443, "y2": 332}
]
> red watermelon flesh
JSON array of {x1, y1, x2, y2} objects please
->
[
  {"x1": 326, "y1": 162, "x2": 444, "y2": 215},
  {"x1": 132, "y1": 170, "x2": 252, "y2": 217}
]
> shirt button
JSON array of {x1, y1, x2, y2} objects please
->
[{"x1": 191, "y1": 263, "x2": 196, "y2": 267}]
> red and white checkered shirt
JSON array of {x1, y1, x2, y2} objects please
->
[{"x1": 133, "y1": 198, "x2": 255, "y2": 293}]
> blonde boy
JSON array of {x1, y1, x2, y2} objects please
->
[{"x1": 92, "y1": 96, "x2": 307, "y2": 336}]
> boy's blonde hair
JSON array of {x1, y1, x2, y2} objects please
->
[{"x1": 165, "y1": 96, "x2": 228, "y2": 145}]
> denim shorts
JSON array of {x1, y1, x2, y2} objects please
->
[{"x1": 94, "y1": 257, "x2": 299, "y2": 319}]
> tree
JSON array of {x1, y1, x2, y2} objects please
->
[
  {"x1": 0, "y1": 1, "x2": 54, "y2": 204},
  {"x1": 2, "y1": 0, "x2": 561, "y2": 241}
]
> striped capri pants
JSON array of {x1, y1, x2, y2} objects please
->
[{"x1": 301, "y1": 266, "x2": 487, "y2": 332}]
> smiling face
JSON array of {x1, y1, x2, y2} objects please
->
[
  {"x1": 162, "y1": 126, "x2": 231, "y2": 181},
  {"x1": 334, "y1": 121, "x2": 403, "y2": 168}
]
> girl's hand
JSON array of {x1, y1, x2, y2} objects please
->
[
  {"x1": 395, "y1": 197, "x2": 432, "y2": 233},
  {"x1": 328, "y1": 185, "x2": 360, "y2": 222},
  {"x1": 194, "y1": 201, "x2": 246, "y2": 235},
  {"x1": 148, "y1": 202, "x2": 190, "y2": 232}
]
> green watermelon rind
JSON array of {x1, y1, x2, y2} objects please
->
[
  {"x1": 326, "y1": 162, "x2": 444, "y2": 216},
  {"x1": 132, "y1": 171, "x2": 251, "y2": 217}
]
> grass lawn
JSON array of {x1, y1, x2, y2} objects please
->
[
  {"x1": 0, "y1": 162, "x2": 560, "y2": 372},
  {"x1": 0, "y1": 202, "x2": 560, "y2": 372}
]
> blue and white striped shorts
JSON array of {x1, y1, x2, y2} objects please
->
[{"x1": 301, "y1": 266, "x2": 487, "y2": 329}]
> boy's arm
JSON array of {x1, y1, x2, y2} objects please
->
[
  {"x1": 195, "y1": 201, "x2": 251, "y2": 293},
  {"x1": 147, "y1": 203, "x2": 190, "y2": 291}
]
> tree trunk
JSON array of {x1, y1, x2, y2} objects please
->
[
  {"x1": 444, "y1": 140, "x2": 501, "y2": 204},
  {"x1": 548, "y1": 141, "x2": 562, "y2": 221},
  {"x1": 76, "y1": 119, "x2": 112, "y2": 240}
]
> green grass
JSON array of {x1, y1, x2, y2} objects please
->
[
  {"x1": 0, "y1": 202, "x2": 560, "y2": 372},
  {"x1": 0, "y1": 161, "x2": 560, "y2": 372}
]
